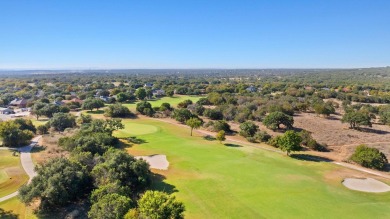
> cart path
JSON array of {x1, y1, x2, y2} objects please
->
[{"x1": 0, "y1": 136, "x2": 41, "y2": 203}]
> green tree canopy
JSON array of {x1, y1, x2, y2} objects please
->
[
  {"x1": 350, "y1": 145, "x2": 388, "y2": 170},
  {"x1": 19, "y1": 158, "x2": 91, "y2": 212},
  {"x1": 239, "y1": 121, "x2": 258, "y2": 137},
  {"x1": 341, "y1": 110, "x2": 372, "y2": 129},
  {"x1": 185, "y1": 117, "x2": 202, "y2": 136},
  {"x1": 88, "y1": 193, "x2": 132, "y2": 219},
  {"x1": 216, "y1": 130, "x2": 226, "y2": 144},
  {"x1": 104, "y1": 103, "x2": 133, "y2": 118},
  {"x1": 263, "y1": 111, "x2": 294, "y2": 130},
  {"x1": 278, "y1": 130, "x2": 302, "y2": 156},
  {"x1": 48, "y1": 112, "x2": 76, "y2": 131},
  {"x1": 137, "y1": 191, "x2": 185, "y2": 219},
  {"x1": 0, "y1": 121, "x2": 34, "y2": 147}
]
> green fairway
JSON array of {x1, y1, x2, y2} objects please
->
[
  {"x1": 30, "y1": 118, "x2": 48, "y2": 128},
  {"x1": 122, "y1": 118, "x2": 390, "y2": 219},
  {"x1": 123, "y1": 95, "x2": 203, "y2": 111},
  {"x1": 0, "y1": 150, "x2": 29, "y2": 198}
]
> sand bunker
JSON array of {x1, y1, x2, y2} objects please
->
[
  {"x1": 135, "y1": 154, "x2": 169, "y2": 170},
  {"x1": 342, "y1": 178, "x2": 390, "y2": 193}
]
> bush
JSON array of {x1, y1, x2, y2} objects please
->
[
  {"x1": 204, "y1": 108, "x2": 223, "y2": 120},
  {"x1": 136, "y1": 101, "x2": 154, "y2": 117},
  {"x1": 104, "y1": 103, "x2": 134, "y2": 118},
  {"x1": 246, "y1": 137, "x2": 257, "y2": 143},
  {"x1": 239, "y1": 121, "x2": 258, "y2": 137},
  {"x1": 350, "y1": 145, "x2": 388, "y2": 170},
  {"x1": 37, "y1": 125, "x2": 49, "y2": 135},
  {"x1": 254, "y1": 131, "x2": 271, "y2": 142},
  {"x1": 267, "y1": 135, "x2": 282, "y2": 148},
  {"x1": 205, "y1": 120, "x2": 231, "y2": 132},
  {"x1": 263, "y1": 112, "x2": 293, "y2": 130}
]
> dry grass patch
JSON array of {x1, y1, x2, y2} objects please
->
[{"x1": 31, "y1": 131, "x2": 74, "y2": 165}]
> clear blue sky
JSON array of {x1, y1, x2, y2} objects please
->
[{"x1": 0, "y1": 0, "x2": 389, "y2": 69}]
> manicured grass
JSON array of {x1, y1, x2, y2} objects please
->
[
  {"x1": 0, "y1": 150, "x2": 29, "y2": 198},
  {"x1": 30, "y1": 118, "x2": 48, "y2": 128},
  {"x1": 123, "y1": 118, "x2": 390, "y2": 219},
  {"x1": 114, "y1": 120, "x2": 159, "y2": 138},
  {"x1": 123, "y1": 95, "x2": 203, "y2": 112},
  {"x1": 0, "y1": 197, "x2": 36, "y2": 219}
]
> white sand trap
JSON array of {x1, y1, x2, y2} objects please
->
[
  {"x1": 342, "y1": 178, "x2": 390, "y2": 193},
  {"x1": 135, "y1": 154, "x2": 169, "y2": 170}
]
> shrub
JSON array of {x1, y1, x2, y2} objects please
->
[
  {"x1": 37, "y1": 125, "x2": 49, "y2": 135},
  {"x1": 267, "y1": 135, "x2": 282, "y2": 148},
  {"x1": 204, "y1": 108, "x2": 223, "y2": 120},
  {"x1": 254, "y1": 131, "x2": 271, "y2": 142},
  {"x1": 278, "y1": 130, "x2": 302, "y2": 156},
  {"x1": 239, "y1": 121, "x2": 258, "y2": 137},
  {"x1": 350, "y1": 145, "x2": 388, "y2": 170},
  {"x1": 263, "y1": 111, "x2": 293, "y2": 130},
  {"x1": 211, "y1": 120, "x2": 231, "y2": 132},
  {"x1": 104, "y1": 103, "x2": 134, "y2": 118},
  {"x1": 246, "y1": 137, "x2": 257, "y2": 143}
]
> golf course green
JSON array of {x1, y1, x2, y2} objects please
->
[{"x1": 120, "y1": 118, "x2": 390, "y2": 219}]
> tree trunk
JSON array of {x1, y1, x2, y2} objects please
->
[{"x1": 190, "y1": 128, "x2": 193, "y2": 136}]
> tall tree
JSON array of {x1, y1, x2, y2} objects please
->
[
  {"x1": 137, "y1": 191, "x2": 185, "y2": 219},
  {"x1": 278, "y1": 130, "x2": 302, "y2": 156},
  {"x1": 185, "y1": 117, "x2": 202, "y2": 136}
]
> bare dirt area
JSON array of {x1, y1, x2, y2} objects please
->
[
  {"x1": 32, "y1": 132, "x2": 72, "y2": 165},
  {"x1": 293, "y1": 112, "x2": 390, "y2": 160}
]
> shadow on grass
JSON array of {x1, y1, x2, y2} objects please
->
[
  {"x1": 150, "y1": 173, "x2": 178, "y2": 194},
  {"x1": 31, "y1": 145, "x2": 46, "y2": 153},
  {"x1": 203, "y1": 135, "x2": 216, "y2": 141},
  {"x1": 357, "y1": 127, "x2": 390, "y2": 135},
  {"x1": 0, "y1": 208, "x2": 18, "y2": 219},
  {"x1": 126, "y1": 137, "x2": 148, "y2": 144},
  {"x1": 224, "y1": 143, "x2": 242, "y2": 148},
  {"x1": 86, "y1": 110, "x2": 105, "y2": 114},
  {"x1": 290, "y1": 154, "x2": 333, "y2": 162},
  {"x1": 35, "y1": 199, "x2": 89, "y2": 219}
]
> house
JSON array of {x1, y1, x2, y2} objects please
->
[
  {"x1": 304, "y1": 86, "x2": 313, "y2": 90},
  {"x1": 53, "y1": 101, "x2": 65, "y2": 106},
  {"x1": 144, "y1": 83, "x2": 153, "y2": 89},
  {"x1": 36, "y1": 90, "x2": 45, "y2": 97},
  {"x1": 9, "y1": 98, "x2": 28, "y2": 108},
  {"x1": 99, "y1": 96, "x2": 111, "y2": 102},
  {"x1": 0, "y1": 107, "x2": 14, "y2": 114},
  {"x1": 152, "y1": 89, "x2": 165, "y2": 96},
  {"x1": 69, "y1": 92, "x2": 77, "y2": 98},
  {"x1": 246, "y1": 86, "x2": 257, "y2": 92}
]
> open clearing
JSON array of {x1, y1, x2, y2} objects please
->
[
  {"x1": 121, "y1": 118, "x2": 390, "y2": 218},
  {"x1": 0, "y1": 150, "x2": 28, "y2": 198},
  {"x1": 343, "y1": 178, "x2": 390, "y2": 193},
  {"x1": 293, "y1": 112, "x2": 390, "y2": 160}
]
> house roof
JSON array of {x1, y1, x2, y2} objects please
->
[{"x1": 9, "y1": 98, "x2": 27, "y2": 105}]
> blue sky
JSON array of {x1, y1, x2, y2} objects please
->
[{"x1": 0, "y1": 0, "x2": 389, "y2": 69}]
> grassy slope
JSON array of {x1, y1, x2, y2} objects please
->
[
  {"x1": 0, "y1": 150, "x2": 29, "y2": 197},
  {"x1": 119, "y1": 118, "x2": 390, "y2": 219}
]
